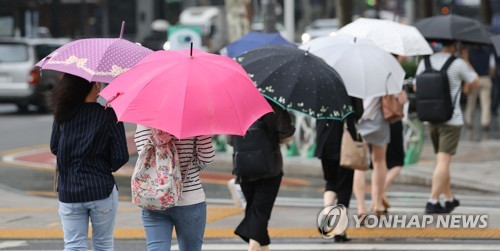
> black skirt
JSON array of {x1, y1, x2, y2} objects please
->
[{"x1": 234, "y1": 174, "x2": 282, "y2": 246}]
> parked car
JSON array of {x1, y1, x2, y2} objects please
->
[
  {"x1": 301, "y1": 18, "x2": 339, "y2": 44},
  {"x1": 0, "y1": 37, "x2": 70, "y2": 112}
]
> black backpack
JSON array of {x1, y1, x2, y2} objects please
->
[
  {"x1": 415, "y1": 56, "x2": 460, "y2": 123},
  {"x1": 232, "y1": 119, "x2": 276, "y2": 176}
]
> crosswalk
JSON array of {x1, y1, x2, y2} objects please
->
[
  {"x1": 174, "y1": 243, "x2": 500, "y2": 251},
  {"x1": 210, "y1": 190, "x2": 500, "y2": 213}
]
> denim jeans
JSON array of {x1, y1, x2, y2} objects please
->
[
  {"x1": 58, "y1": 186, "x2": 118, "y2": 251},
  {"x1": 142, "y1": 201, "x2": 207, "y2": 251}
]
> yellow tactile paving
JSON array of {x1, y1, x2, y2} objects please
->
[{"x1": 1, "y1": 228, "x2": 500, "y2": 239}]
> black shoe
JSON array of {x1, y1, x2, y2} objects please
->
[
  {"x1": 444, "y1": 198, "x2": 460, "y2": 213},
  {"x1": 425, "y1": 202, "x2": 447, "y2": 214},
  {"x1": 334, "y1": 232, "x2": 351, "y2": 243}
]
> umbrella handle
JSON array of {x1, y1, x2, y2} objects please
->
[{"x1": 104, "y1": 92, "x2": 123, "y2": 109}]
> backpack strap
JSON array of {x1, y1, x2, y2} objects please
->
[
  {"x1": 424, "y1": 56, "x2": 432, "y2": 70},
  {"x1": 442, "y1": 56, "x2": 459, "y2": 114},
  {"x1": 440, "y1": 56, "x2": 457, "y2": 72}
]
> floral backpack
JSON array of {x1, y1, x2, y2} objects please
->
[{"x1": 131, "y1": 128, "x2": 184, "y2": 210}]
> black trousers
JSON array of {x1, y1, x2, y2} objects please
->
[
  {"x1": 234, "y1": 174, "x2": 282, "y2": 246},
  {"x1": 321, "y1": 158, "x2": 354, "y2": 207}
]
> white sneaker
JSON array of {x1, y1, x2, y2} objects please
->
[{"x1": 227, "y1": 178, "x2": 246, "y2": 208}]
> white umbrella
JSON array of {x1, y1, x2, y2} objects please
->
[
  {"x1": 337, "y1": 18, "x2": 433, "y2": 56},
  {"x1": 300, "y1": 35, "x2": 406, "y2": 99}
]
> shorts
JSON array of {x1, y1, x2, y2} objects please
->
[
  {"x1": 429, "y1": 123, "x2": 462, "y2": 155},
  {"x1": 358, "y1": 111, "x2": 390, "y2": 147}
]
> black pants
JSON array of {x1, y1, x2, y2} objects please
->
[
  {"x1": 492, "y1": 76, "x2": 500, "y2": 113},
  {"x1": 321, "y1": 158, "x2": 354, "y2": 207},
  {"x1": 234, "y1": 174, "x2": 282, "y2": 246}
]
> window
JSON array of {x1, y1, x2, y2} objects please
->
[{"x1": 0, "y1": 43, "x2": 28, "y2": 62}]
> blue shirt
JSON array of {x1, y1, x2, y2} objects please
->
[{"x1": 50, "y1": 103, "x2": 129, "y2": 203}]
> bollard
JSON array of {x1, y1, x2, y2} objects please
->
[
  {"x1": 287, "y1": 141, "x2": 300, "y2": 156},
  {"x1": 307, "y1": 144, "x2": 316, "y2": 158}
]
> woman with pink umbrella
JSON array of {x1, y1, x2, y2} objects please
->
[{"x1": 100, "y1": 44, "x2": 273, "y2": 251}]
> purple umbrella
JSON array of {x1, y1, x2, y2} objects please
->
[{"x1": 36, "y1": 21, "x2": 152, "y2": 83}]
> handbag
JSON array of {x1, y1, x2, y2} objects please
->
[
  {"x1": 340, "y1": 127, "x2": 369, "y2": 171},
  {"x1": 381, "y1": 94, "x2": 404, "y2": 123}
]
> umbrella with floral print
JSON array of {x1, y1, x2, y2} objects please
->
[
  {"x1": 36, "y1": 22, "x2": 152, "y2": 83},
  {"x1": 236, "y1": 45, "x2": 353, "y2": 120}
]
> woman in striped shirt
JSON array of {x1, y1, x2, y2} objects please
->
[
  {"x1": 49, "y1": 74, "x2": 129, "y2": 251},
  {"x1": 134, "y1": 125, "x2": 215, "y2": 251}
]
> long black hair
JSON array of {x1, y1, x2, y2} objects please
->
[{"x1": 47, "y1": 74, "x2": 93, "y2": 123}]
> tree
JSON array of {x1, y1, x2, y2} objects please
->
[
  {"x1": 415, "y1": 0, "x2": 434, "y2": 20},
  {"x1": 480, "y1": 0, "x2": 492, "y2": 25},
  {"x1": 225, "y1": 0, "x2": 251, "y2": 42},
  {"x1": 262, "y1": 0, "x2": 277, "y2": 33},
  {"x1": 336, "y1": 0, "x2": 352, "y2": 28}
]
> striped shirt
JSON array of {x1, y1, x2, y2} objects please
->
[
  {"x1": 134, "y1": 125, "x2": 215, "y2": 206},
  {"x1": 416, "y1": 52, "x2": 478, "y2": 126},
  {"x1": 50, "y1": 103, "x2": 129, "y2": 203}
]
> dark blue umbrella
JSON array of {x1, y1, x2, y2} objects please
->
[{"x1": 226, "y1": 31, "x2": 296, "y2": 58}]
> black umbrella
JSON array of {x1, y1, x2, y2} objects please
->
[
  {"x1": 491, "y1": 35, "x2": 500, "y2": 56},
  {"x1": 414, "y1": 14, "x2": 491, "y2": 44},
  {"x1": 236, "y1": 45, "x2": 353, "y2": 120}
]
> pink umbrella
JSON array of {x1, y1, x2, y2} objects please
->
[
  {"x1": 99, "y1": 46, "x2": 273, "y2": 138},
  {"x1": 36, "y1": 22, "x2": 152, "y2": 83}
]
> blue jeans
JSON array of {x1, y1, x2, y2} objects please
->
[
  {"x1": 58, "y1": 186, "x2": 118, "y2": 251},
  {"x1": 142, "y1": 201, "x2": 207, "y2": 251}
]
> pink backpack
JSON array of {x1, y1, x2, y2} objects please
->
[{"x1": 131, "y1": 128, "x2": 184, "y2": 210}]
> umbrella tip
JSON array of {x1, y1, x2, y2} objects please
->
[
  {"x1": 190, "y1": 42, "x2": 193, "y2": 58},
  {"x1": 119, "y1": 21, "x2": 125, "y2": 39}
]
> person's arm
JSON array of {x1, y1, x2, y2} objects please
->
[
  {"x1": 346, "y1": 115, "x2": 362, "y2": 142},
  {"x1": 397, "y1": 90, "x2": 408, "y2": 105},
  {"x1": 489, "y1": 53, "x2": 496, "y2": 77},
  {"x1": 50, "y1": 121, "x2": 59, "y2": 155},
  {"x1": 273, "y1": 107, "x2": 296, "y2": 144},
  {"x1": 458, "y1": 57, "x2": 480, "y2": 89},
  {"x1": 107, "y1": 110, "x2": 129, "y2": 172},
  {"x1": 134, "y1": 124, "x2": 152, "y2": 155},
  {"x1": 193, "y1": 135, "x2": 215, "y2": 170}
]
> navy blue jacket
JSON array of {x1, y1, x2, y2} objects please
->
[{"x1": 50, "y1": 103, "x2": 129, "y2": 203}]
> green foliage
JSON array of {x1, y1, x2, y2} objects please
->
[{"x1": 400, "y1": 60, "x2": 418, "y2": 78}]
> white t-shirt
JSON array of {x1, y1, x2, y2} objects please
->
[{"x1": 416, "y1": 52, "x2": 478, "y2": 126}]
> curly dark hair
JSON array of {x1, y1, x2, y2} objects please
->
[{"x1": 47, "y1": 74, "x2": 93, "y2": 123}]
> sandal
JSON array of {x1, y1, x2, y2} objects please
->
[
  {"x1": 382, "y1": 195, "x2": 391, "y2": 209},
  {"x1": 334, "y1": 232, "x2": 351, "y2": 242}
]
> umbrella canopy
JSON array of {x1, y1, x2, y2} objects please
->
[
  {"x1": 36, "y1": 22, "x2": 152, "y2": 83},
  {"x1": 99, "y1": 47, "x2": 273, "y2": 139},
  {"x1": 337, "y1": 18, "x2": 433, "y2": 56},
  {"x1": 236, "y1": 45, "x2": 353, "y2": 120},
  {"x1": 491, "y1": 35, "x2": 500, "y2": 56},
  {"x1": 414, "y1": 14, "x2": 491, "y2": 45},
  {"x1": 226, "y1": 31, "x2": 296, "y2": 58},
  {"x1": 301, "y1": 35, "x2": 405, "y2": 99}
]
